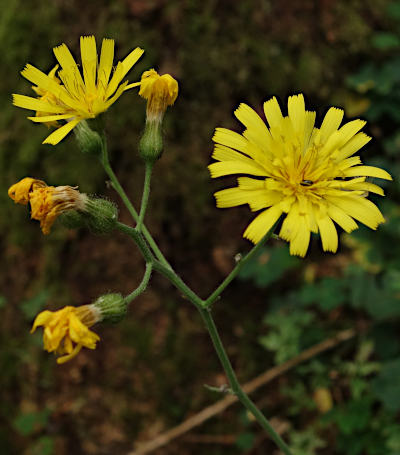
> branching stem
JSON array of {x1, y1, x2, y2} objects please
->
[{"x1": 102, "y1": 137, "x2": 292, "y2": 454}]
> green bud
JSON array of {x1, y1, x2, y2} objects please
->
[
  {"x1": 58, "y1": 210, "x2": 87, "y2": 230},
  {"x1": 93, "y1": 293, "x2": 127, "y2": 324},
  {"x1": 139, "y1": 120, "x2": 163, "y2": 163},
  {"x1": 85, "y1": 198, "x2": 118, "y2": 234},
  {"x1": 74, "y1": 120, "x2": 103, "y2": 156}
]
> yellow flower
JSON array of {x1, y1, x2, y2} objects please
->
[
  {"x1": 209, "y1": 94, "x2": 392, "y2": 257},
  {"x1": 8, "y1": 178, "x2": 87, "y2": 234},
  {"x1": 31, "y1": 305, "x2": 100, "y2": 364},
  {"x1": 13, "y1": 36, "x2": 144, "y2": 145},
  {"x1": 136, "y1": 69, "x2": 178, "y2": 121}
]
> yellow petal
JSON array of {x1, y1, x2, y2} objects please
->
[
  {"x1": 21, "y1": 64, "x2": 75, "y2": 108},
  {"x1": 234, "y1": 103, "x2": 272, "y2": 152},
  {"x1": 98, "y1": 38, "x2": 115, "y2": 89},
  {"x1": 213, "y1": 128, "x2": 249, "y2": 154},
  {"x1": 106, "y1": 47, "x2": 144, "y2": 98},
  {"x1": 344, "y1": 181, "x2": 385, "y2": 196},
  {"x1": 343, "y1": 165, "x2": 392, "y2": 180},
  {"x1": 317, "y1": 216, "x2": 338, "y2": 253},
  {"x1": 319, "y1": 107, "x2": 344, "y2": 142},
  {"x1": 57, "y1": 344, "x2": 82, "y2": 364},
  {"x1": 53, "y1": 43, "x2": 85, "y2": 94},
  {"x1": 243, "y1": 205, "x2": 282, "y2": 243},
  {"x1": 263, "y1": 96, "x2": 284, "y2": 128},
  {"x1": 31, "y1": 310, "x2": 53, "y2": 333},
  {"x1": 212, "y1": 144, "x2": 258, "y2": 164},
  {"x1": 208, "y1": 161, "x2": 268, "y2": 178},
  {"x1": 327, "y1": 195, "x2": 385, "y2": 230},
  {"x1": 288, "y1": 94, "x2": 305, "y2": 133},
  {"x1": 237, "y1": 177, "x2": 266, "y2": 189},
  {"x1": 289, "y1": 222, "x2": 311, "y2": 257},
  {"x1": 327, "y1": 204, "x2": 358, "y2": 233},
  {"x1": 335, "y1": 132, "x2": 371, "y2": 161},
  {"x1": 80, "y1": 35, "x2": 98, "y2": 93},
  {"x1": 28, "y1": 114, "x2": 76, "y2": 123},
  {"x1": 12, "y1": 94, "x2": 63, "y2": 114},
  {"x1": 42, "y1": 119, "x2": 80, "y2": 145}
]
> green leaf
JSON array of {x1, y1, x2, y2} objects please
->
[
  {"x1": 31, "y1": 436, "x2": 54, "y2": 455},
  {"x1": 298, "y1": 277, "x2": 347, "y2": 311},
  {"x1": 372, "y1": 33, "x2": 400, "y2": 50},
  {"x1": 387, "y1": 1, "x2": 400, "y2": 19},
  {"x1": 239, "y1": 245, "x2": 300, "y2": 288},
  {"x1": 20, "y1": 290, "x2": 50, "y2": 321},
  {"x1": 373, "y1": 358, "x2": 400, "y2": 412},
  {"x1": 13, "y1": 409, "x2": 50, "y2": 436},
  {"x1": 235, "y1": 432, "x2": 255, "y2": 450}
]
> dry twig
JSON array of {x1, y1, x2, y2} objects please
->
[{"x1": 129, "y1": 328, "x2": 356, "y2": 455}]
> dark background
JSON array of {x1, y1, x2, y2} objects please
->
[{"x1": 1, "y1": 1, "x2": 400, "y2": 454}]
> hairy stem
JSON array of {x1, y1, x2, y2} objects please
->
[
  {"x1": 199, "y1": 308, "x2": 293, "y2": 455},
  {"x1": 204, "y1": 226, "x2": 278, "y2": 308},
  {"x1": 137, "y1": 162, "x2": 153, "y2": 232},
  {"x1": 124, "y1": 262, "x2": 153, "y2": 304},
  {"x1": 100, "y1": 136, "x2": 171, "y2": 269},
  {"x1": 116, "y1": 222, "x2": 154, "y2": 264},
  {"x1": 106, "y1": 147, "x2": 291, "y2": 452}
]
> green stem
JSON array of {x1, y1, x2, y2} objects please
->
[
  {"x1": 124, "y1": 262, "x2": 153, "y2": 304},
  {"x1": 204, "y1": 224, "x2": 278, "y2": 308},
  {"x1": 99, "y1": 143, "x2": 291, "y2": 453},
  {"x1": 199, "y1": 308, "x2": 293, "y2": 455},
  {"x1": 100, "y1": 137, "x2": 171, "y2": 269},
  {"x1": 137, "y1": 162, "x2": 153, "y2": 232},
  {"x1": 116, "y1": 222, "x2": 154, "y2": 264},
  {"x1": 152, "y1": 260, "x2": 204, "y2": 309}
]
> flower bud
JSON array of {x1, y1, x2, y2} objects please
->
[
  {"x1": 58, "y1": 210, "x2": 87, "y2": 230},
  {"x1": 139, "y1": 121, "x2": 163, "y2": 162},
  {"x1": 74, "y1": 119, "x2": 103, "y2": 157},
  {"x1": 93, "y1": 293, "x2": 127, "y2": 324},
  {"x1": 85, "y1": 197, "x2": 118, "y2": 234},
  {"x1": 138, "y1": 69, "x2": 178, "y2": 163}
]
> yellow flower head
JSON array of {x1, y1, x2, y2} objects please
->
[
  {"x1": 137, "y1": 69, "x2": 178, "y2": 121},
  {"x1": 13, "y1": 36, "x2": 144, "y2": 145},
  {"x1": 209, "y1": 94, "x2": 392, "y2": 257},
  {"x1": 8, "y1": 178, "x2": 87, "y2": 234},
  {"x1": 31, "y1": 305, "x2": 100, "y2": 364}
]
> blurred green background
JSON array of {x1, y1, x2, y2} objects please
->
[{"x1": 1, "y1": 0, "x2": 400, "y2": 454}]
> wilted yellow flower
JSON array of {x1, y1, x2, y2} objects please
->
[
  {"x1": 209, "y1": 94, "x2": 392, "y2": 257},
  {"x1": 13, "y1": 36, "x2": 144, "y2": 144},
  {"x1": 8, "y1": 178, "x2": 87, "y2": 234},
  {"x1": 136, "y1": 69, "x2": 178, "y2": 121},
  {"x1": 8, "y1": 177, "x2": 46, "y2": 205},
  {"x1": 31, "y1": 305, "x2": 100, "y2": 364}
]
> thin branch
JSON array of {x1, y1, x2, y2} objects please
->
[{"x1": 128, "y1": 328, "x2": 356, "y2": 455}]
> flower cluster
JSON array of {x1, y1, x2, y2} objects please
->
[
  {"x1": 10, "y1": 36, "x2": 392, "y2": 368},
  {"x1": 13, "y1": 36, "x2": 178, "y2": 145},
  {"x1": 209, "y1": 94, "x2": 392, "y2": 256},
  {"x1": 10, "y1": 36, "x2": 179, "y2": 364}
]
